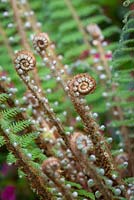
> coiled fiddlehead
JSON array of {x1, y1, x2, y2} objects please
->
[
  {"x1": 14, "y1": 50, "x2": 36, "y2": 72},
  {"x1": 42, "y1": 157, "x2": 75, "y2": 200},
  {"x1": 33, "y1": 33, "x2": 49, "y2": 53},
  {"x1": 68, "y1": 73, "x2": 115, "y2": 177},
  {"x1": 70, "y1": 73, "x2": 96, "y2": 96}
]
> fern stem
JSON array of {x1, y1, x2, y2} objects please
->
[
  {"x1": 33, "y1": 35, "x2": 67, "y2": 91},
  {"x1": 81, "y1": 158, "x2": 113, "y2": 200},
  {"x1": 10, "y1": 0, "x2": 30, "y2": 50},
  {"x1": 18, "y1": 0, "x2": 40, "y2": 33},
  {"x1": 20, "y1": 73, "x2": 68, "y2": 143},
  {"x1": 87, "y1": 24, "x2": 112, "y2": 79},
  {"x1": 96, "y1": 41, "x2": 112, "y2": 79},
  {"x1": 68, "y1": 74, "x2": 115, "y2": 175},
  {"x1": 68, "y1": 74, "x2": 128, "y2": 198},
  {"x1": 10, "y1": 0, "x2": 41, "y2": 88},
  {"x1": 0, "y1": 25, "x2": 14, "y2": 60}
]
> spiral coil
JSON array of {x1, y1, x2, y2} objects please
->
[
  {"x1": 14, "y1": 50, "x2": 36, "y2": 72},
  {"x1": 33, "y1": 33, "x2": 49, "y2": 53},
  {"x1": 68, "y1": 73, "x2": 96, "y2": 96}
]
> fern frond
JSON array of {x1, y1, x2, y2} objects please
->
[
  {"x1": 9, "y1": 120, "x2": 32, "y2": 134},
  {"x1": 0, "y1": 135, "x2": 5, "y2": 147},
  {"x1": 7, "y1": 152, "x2": 16, "y2": 165},
  {"x1": 1, "y1": 107, "x2": 21, "y2": 120},
  {"x1": 20, "y1": 132, "x2": 39, "y2": 148},
  {"x1": 0, "y1": 93, "x2": 9, "y2": 103}
]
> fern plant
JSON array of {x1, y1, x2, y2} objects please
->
[{"x1": 0, "y1": 0, "x2": 134, "y2": 200}]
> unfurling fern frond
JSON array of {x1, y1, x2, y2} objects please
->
[{"x1": 0, "y1": 1, "x2": 134, "y2": 200}]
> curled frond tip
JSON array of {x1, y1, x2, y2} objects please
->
[
  {"x1": 33, "y1": 33, "x2": 49, "y2": 53},
  {"x1": 68, "y1": 73, "x2": 96, "y2": 96},
  {"x1": 14, "y1": 50, "x2": 36, "y2": 72}
]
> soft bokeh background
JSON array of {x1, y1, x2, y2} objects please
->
[{"x1": 0, "y1": 0, "x2": 128, "y2": 199}]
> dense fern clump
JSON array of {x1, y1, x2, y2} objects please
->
[{"x1": 0, "y1": 0, "x2": 134, "y2": 200}]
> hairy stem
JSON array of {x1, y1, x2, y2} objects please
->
[
  {"x1": 0, "y1": 25, "x2": 14, "y2": 59},
  {"x1": 10, "y1": 0, "x2": 41, "y2": 87}
]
